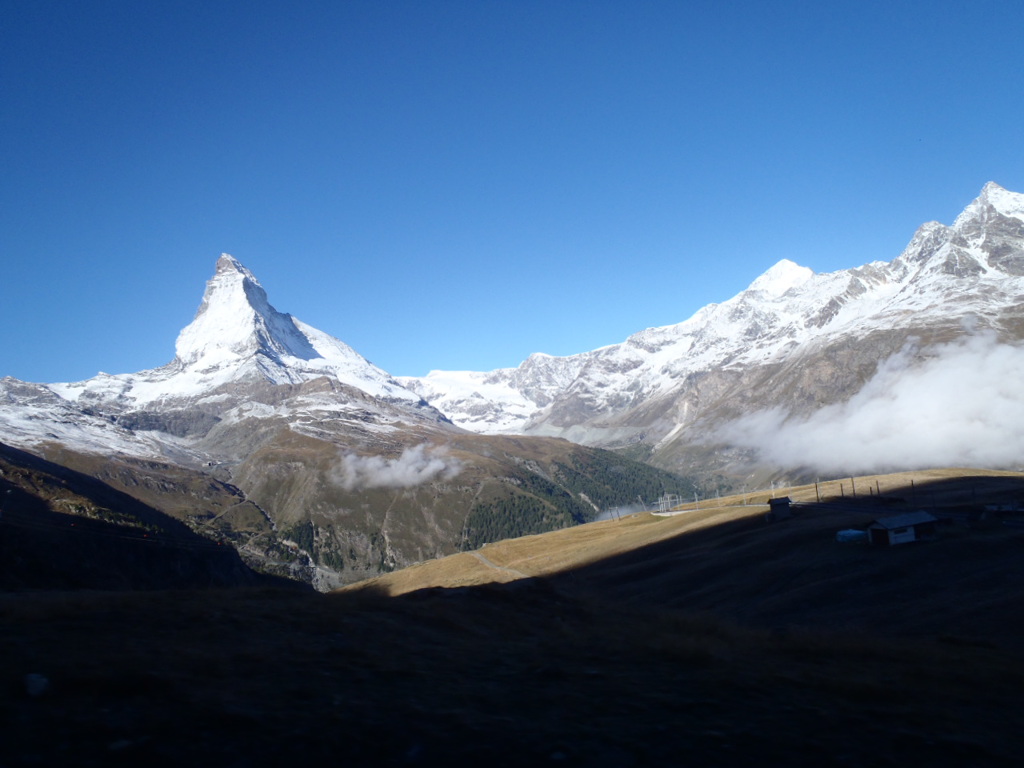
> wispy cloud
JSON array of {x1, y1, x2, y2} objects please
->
[
  {"x1": 593, "y1": 504, "x2": 645, "y2": 522},
  {"x1": 717, "y1": 330, "x2": 1024, "y2": 474},
  {"x1": 333, "y1": 444, "x2": 463, "y2": 491}
]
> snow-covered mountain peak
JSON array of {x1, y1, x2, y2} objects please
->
[
  {"x1": 403, "y1": 184, "x2": 1024, "y2": 441},
  {"x1": 896, "y1": 220, "x2": 951, "y2": 268},
  {"x1": 174, "y1": 253, "x2": 295, "y2": 367},
  {"x1": 166, "y1": 254, "x2": 425, "y2": 400},
  {"x1": 745, "y1": 259, "x2": 814, "y2": 296},
  {"x1": 953, "y1": 182, "x2": 1024, "y2": 231},
  {"x1": 49, "y1": 255, "x2": 423, "y2": 407},
  {"x1": 979, "y1": 181, "x2": 1024, "y2": 217},
  {"x1": 216, "y1": 252, "x2": 250, "y2": 274}
]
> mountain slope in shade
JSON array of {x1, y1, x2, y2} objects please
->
[
  {"x1": 0, "y1": 440, "x2": 278, "y2": 590},
  {"x1": 404, "y1": 183, "x2": 1024, "y2": 481}
]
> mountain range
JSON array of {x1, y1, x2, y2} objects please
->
[
  {"x1": 403, "y1": 181, "x2": 1024, "y2": 484},
  {"x1": 2, "y1": 181, "x2": 1022, "y2": 588}
]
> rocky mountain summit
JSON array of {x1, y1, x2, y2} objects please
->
[{"x1": 404, "y1": 182, "x2": 1024, "y2": 483}]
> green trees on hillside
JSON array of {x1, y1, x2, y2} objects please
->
[
  {"x1": 553, "y1": 449, "x2": 695, "y2": 508},
  {"x1": 460, "y1": 449, "x2": 694, "y2": 550},
  {"x1": 462, "y1": 493, "x2": 564, "y2": 549}
]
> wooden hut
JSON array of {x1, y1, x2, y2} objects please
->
[
  {"x1": 765, "y1": 497, "x2": 792, "y2": 522},
  {"x1": 867, "y1": 511, "x2": 938, "y2": 546}
]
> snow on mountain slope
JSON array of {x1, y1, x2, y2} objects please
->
[
  {"x1": 50, "y1": 254, "x2": 421, "y2": 408},
  {"x1": 399, "y1": 352, "x2": 586, "y2": 433},
  {"x1": 0, "y1": 377, "x2": 170, "y2": 458},
  {"x1": 0, "y1": 255, "x2": 446, "y2": 461},
  {"x1": 406, "y1": 182, "x2": 1024, "y2": 442}
]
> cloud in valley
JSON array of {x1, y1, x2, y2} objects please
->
[
  {"x1": 333, "y1": 444, "x2": 463, "y2": 491},
  {"x1": 718, "y1": 331, "x2": 1024, "y2": 474}
]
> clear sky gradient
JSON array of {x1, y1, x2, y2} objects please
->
[{"x1": 3, "y1": 1, "x2": 1023, "y2": 383}]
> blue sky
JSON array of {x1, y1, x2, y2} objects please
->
[{"x1": 2, "y1": 0, "x2": 1022, "y2": 383}]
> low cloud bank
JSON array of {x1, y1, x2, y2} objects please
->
[
  {"x1": 718, "y1": 331, "x2": 1024, "y2": 474},
  {"x1": 593, "y1": 504, "x2": 645, "y2": 522},
  {"x1": 333, "y1": 444, "x2": 463, "y2": 491}
]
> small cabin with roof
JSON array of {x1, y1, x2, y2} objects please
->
[
  {"x1": 867, "y1": 511, "x2": 938, "y2": 546},
  {"x1": 765, "y1": 497, "x2": 792, "y2": 522}
]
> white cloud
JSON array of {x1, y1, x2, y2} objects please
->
[
  {"x1": 718, "y1": 331, "x2": 1024, "y2": 474},
  {"x1": 333, "y1": 444, "x2": 463, "y2": 491}
]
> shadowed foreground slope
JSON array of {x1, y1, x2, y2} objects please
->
[
  {"x1": 3, "y1": 584, "x2": 1023, "y2": 767},
  {"x1": 0, "y1": 442, "x2": 279, "y2": 590},
  {"x1": 3, "y1": 470, "x2": 1024, "y2": 766}
]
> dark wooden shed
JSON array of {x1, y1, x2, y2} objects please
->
[{"x1": 765, "y1": 497, "x2": 792, "y2": 522}]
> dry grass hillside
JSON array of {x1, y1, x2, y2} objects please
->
[
  {"x1": 3, "y1": 468, "x2": 1024, "y2": 766},
  {"x1": 342, "y1": 469, "x2": 1024, "y2": 646}
]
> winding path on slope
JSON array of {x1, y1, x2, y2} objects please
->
[{"x1": 469, "y1": 550, "x2": 527, "y2": 579}]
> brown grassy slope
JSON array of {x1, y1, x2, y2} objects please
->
[{"x1": 344, "y1": 468, "x2": 1024, "y2": 648}]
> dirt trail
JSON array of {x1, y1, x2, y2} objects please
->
[{"x1": 470, "y1": 550, "x2": 527, "y2": 579}]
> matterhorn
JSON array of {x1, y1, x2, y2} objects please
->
[{"x1": 0, "y1": 255, "x2": 687, "y2": 589}]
